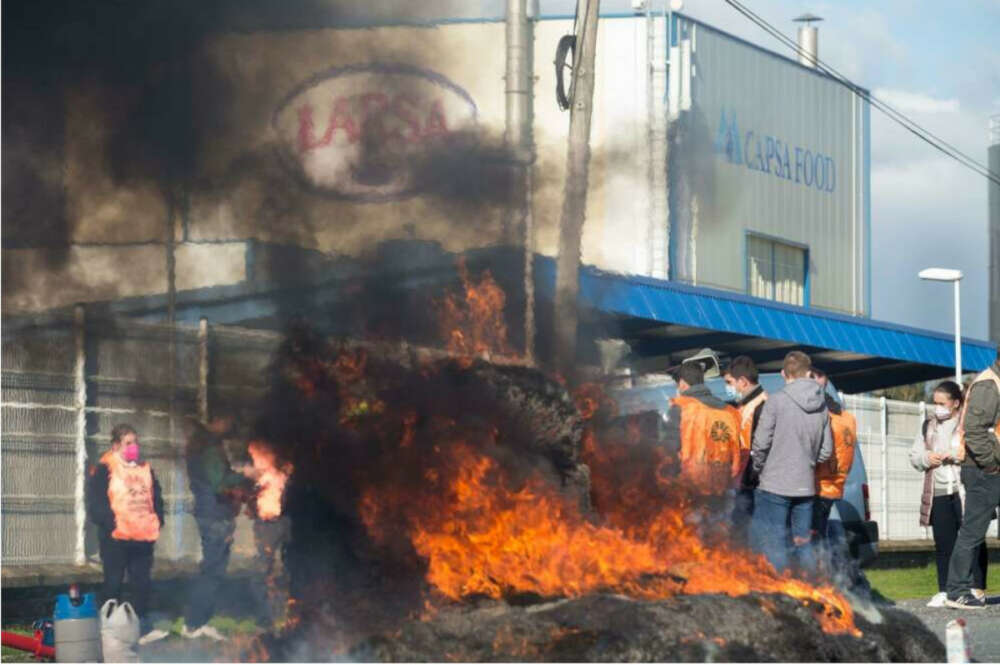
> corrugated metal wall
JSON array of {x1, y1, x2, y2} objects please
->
[{"x1": 673, "y1": 16, "x2": 866, "y2": 315}]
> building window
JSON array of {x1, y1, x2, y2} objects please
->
[{"x1": 746, "y1": 234, "x2": 807, "y2": 306}]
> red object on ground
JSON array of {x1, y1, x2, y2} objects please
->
[{"x1": 1, "y1": 630, "x2": 56, "y2": 660}]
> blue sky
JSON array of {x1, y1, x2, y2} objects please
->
[{"x1": 537, "y1": 0, "x2": 1000, "y2": 340}]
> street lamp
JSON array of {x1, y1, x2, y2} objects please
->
[{"x1": 918, "y1": 268, "x2": 963, "y2": 384}]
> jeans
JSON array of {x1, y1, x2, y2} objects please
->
[
  {"x1": 185, "y1": 517, "x2": 236, "y2": 629},
  {"x1": 946, "y1": 467, "x2": 1000, "y2": 599},
  {"x1": 931, "y1": 493, "x2": 988, "y2": 592},
  {"x1": 99, "y1": 534, "x2": 155, "y2": 634},
  {"x1": 751, "y1": 489, "x2": 816, "y2": 574},
  {"x1": 731, "y1": 488, "x2": 755, "y2": 546}
]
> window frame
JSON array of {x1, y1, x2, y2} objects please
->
[{"x1": 743, "y1": 231, "x2": 810, "y2": 308}]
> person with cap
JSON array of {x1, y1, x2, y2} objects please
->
[
  {"x1": 86, "y1": 423, "x2": 168, "y2": 644},
  {"x1": 722, "y1": 355, "x2": 768, "y2": 542},
  {"x1": 945, "y1": 350, "x2": 1000, "y2": 609},
  {"x1": 182, "y1": 414, "x2": 255, "y2": 640},
  {"x1": 750, "y1": 351, "x2": 832, "y2": 574},
  {"x1": 663, "y1": 356, "x2": 742, "y2": 495}
]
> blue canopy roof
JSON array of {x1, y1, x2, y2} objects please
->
[{"x1": 534, "y1": 258, "x2": 996, "y2": 393}]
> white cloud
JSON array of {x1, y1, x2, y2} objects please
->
[{"x1": 872, "y1": 88, "x2": 961, "y2": 114}]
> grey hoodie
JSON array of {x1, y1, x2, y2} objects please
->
[{"x1": 751, "y1": 378, "x2": 833, "y2": 497}]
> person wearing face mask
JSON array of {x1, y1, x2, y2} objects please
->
[
  {"x1": 910, "y1": 381, "x2": 988, "y2": 607},
  {"x1": 722, "y1": 356, "x2": 767, "y2": 542},
  {"x1": 86, "y1": 423, "x2": 167, "y2": 644},
  {"x1": 663, "y1": 358, "x2": 742, "y2": 494}
]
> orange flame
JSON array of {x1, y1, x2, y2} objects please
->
[
  {"x1": 248, "y1": 440, "x2": 293, "y2": 521},
  {"x1": 440, "y1": 258, "x2": 514, "y2": 360}
]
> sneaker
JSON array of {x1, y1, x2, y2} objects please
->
[
  {"x1": 944, "y1": 594, "x2": 986, "y2": 610},
  {"x1": 926, "y1": 592, "x2": 948, "y2": 608},
  {"x1": 181, "y1": 624, "x2": 227, "y2": 641},
  {"x1": 138, "y1": 629, "x2": 170, "y2": 645},
  {"x1": 970, "y1": 588, "x2": 986, "y2": 601}
]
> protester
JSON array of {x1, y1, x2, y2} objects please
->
[
  {"x1": 238, "y1": 439, "x2": 293, "y2": 630},
  {"x1": 810, "y1": 368, "x2": 857, "y2": 553},
  {"x1": 750, "y1": 351, "x2": 832, "y2": 574},
  {"x1": 86, "y1": 424, "x2": 168, "y2": 645},
  {"x1": 722, "y1": 356, "x2": 768, "y2": 542},
  {"x1": 664, "y1": 358, "x2": 741, "y2": 495},
  {"x1": 946, "y1": 351, "x2": 1000, "y2": 609},
  {"x1": 911, "y1": 380, "x2": 989, "y2": 607},
  {"x1": 183, "y1": 415, "x2": 255, "y2": 640}
]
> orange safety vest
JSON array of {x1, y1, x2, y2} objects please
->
[
  {"x1": 956, "y1": 366, "x2": 1000, "y2": 462},
  {"x1": 815, "y1": 409, "x2": 857, "y2": 500},
  {"x1": 738, "y1": 390, "x2": 768, "y2": 475},
  {"x1": 672, "y1": 395, "x2": 741, "y2": 491},
  {"x1": 102, "y1": 451, "x2": 160, "y2": 542}
]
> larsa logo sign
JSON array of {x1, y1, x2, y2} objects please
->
[{"x1": 273, "y1": 64, "x2": 478, "y2": 200}]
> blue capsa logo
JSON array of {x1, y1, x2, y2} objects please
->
[{"x1": 713, "y1": 109, "x2": 835, "y2": 193}]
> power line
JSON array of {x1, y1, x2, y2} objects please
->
[{"x1": 721, "y1": 0, "x2": 1000, "y2": 188}]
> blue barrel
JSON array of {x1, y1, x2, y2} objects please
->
[{"x1": 53, "y1": 592, "x2": 101, "y2": 662}]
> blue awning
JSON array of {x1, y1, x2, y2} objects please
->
[{"x1": 534, "y1": 258, "x2": 996, "y2": 393}]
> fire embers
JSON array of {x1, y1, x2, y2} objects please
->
[{"x1": 247, "y1": 440, "x2": 294, "y2": 521}]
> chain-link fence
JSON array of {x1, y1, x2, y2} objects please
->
[{"x1": 2, "y1": 309, "x2": 282, "y2": 566}]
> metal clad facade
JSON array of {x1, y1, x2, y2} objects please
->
[{"x1": 672, "y1": 17, "x2": 866, "y2": 315}]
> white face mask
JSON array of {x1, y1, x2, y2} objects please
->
[
  {"x1": 725, "y1": 384, "x2": 741, "y2": 401},
  {"x1": 934, "y1": 405, "x2": 952, "y2": 421}
]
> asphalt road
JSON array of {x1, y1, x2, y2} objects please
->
[{"x1": 896, "y1": 596, "x2": 1000, "y2": 663}]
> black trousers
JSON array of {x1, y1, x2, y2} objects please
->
[
  {"x1": 185, "y1": 516, "x2": 236, "y2": 630},
  {"x1": 946, "y1": 467, "x2": 1000, "y2": 598},
  {"x1": 731, "y1": 488, "x2": 755, "y2": 546},
  {"x1": 99, "y1": 534, "x2": 155, "y2": 633},
  {"x1": 931, "y1": 493, "x2": 988, "y2": 593},
  {"x1": 249, "y1": 518, "x2": 291, "y2": 627}
]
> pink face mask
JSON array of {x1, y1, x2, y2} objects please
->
[{"x1": 123, "y1": 443, "x2": 140, "y2": 462}]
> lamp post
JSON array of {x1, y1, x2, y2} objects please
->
[{"x1": 918, "y1": 268, "x2": 964, "y2": 384}]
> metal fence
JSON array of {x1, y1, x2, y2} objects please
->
[
  {"x1": 1, "y1": 309, "x2": 282, "y2": 566},
  {"x1": 2, "y1": 311, "x2": 996, "y2": 566}
]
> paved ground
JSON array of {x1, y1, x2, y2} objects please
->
[{"x1": 895, "y1": 596, "x2": 1000, "y2": 662}]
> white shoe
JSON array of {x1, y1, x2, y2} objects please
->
[
  {"x1": 970, "y1": 588, "x2": 986, "y2": 601},
  {"x1": 138, "y1": 628, "x2": 170, "y2": 645},
  {"x1": 926, "y1": 592, "x2": 948, "y2": 608},
  {"x1": 181, "y1": 624, "x2": 227, "y2": 641}
]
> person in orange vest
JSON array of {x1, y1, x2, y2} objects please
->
[
  {"x1": 723, "y1": 356, "x2": 767, "y2": 542},
  {"x1": 946, "y1": 350, "x2": 1000, "y2": 609},
  {"x1": 809, "y1": 368, "x2": 858, "y2": 564},
  {"x1": 86, "y1": 423, "x2": 167, "y2": 644},
  {"x1": 663, "y1": 359, "x2": 742, "y2": 494}
]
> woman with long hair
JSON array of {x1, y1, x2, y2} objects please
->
[{"x1": 910, "y1": 380, "x2": 988, "y2": 607}]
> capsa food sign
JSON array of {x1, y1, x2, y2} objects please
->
[{"x1": 273, "y1": 64, "x2": 477, "y2": 200}]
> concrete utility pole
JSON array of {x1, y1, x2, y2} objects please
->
[{"x1": 554, "y1": 0, "x2": 600, "y2": 377}]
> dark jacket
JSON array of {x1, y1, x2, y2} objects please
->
[
  {"x1": 186, "y1": 425, "x2": 253, "y2": 520},
  {"x1": 963, "y1": 362, "x2": 1000, "y2": 474},
  {"x1": 86, "y1": 456, "x2": 164, "y2": 538},
  {"x1": 738, "y1": 385, "x2": 767, "y2": 488},
  {"x1": 663, "y1": 383, "x2": 730, "y2": 457},
  {"x1": 751, "y1": 378, "x2": 833, "y2": 497}
]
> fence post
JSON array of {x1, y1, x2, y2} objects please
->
[
  {"x1": 198, "y1": 318, "x2": 209, "y2": 422},
  {"x1": 880, "y1": 396, "x2": 889, "y2": 541},
  {"x1": 73, "y1": 305, "x2": 87, "y2": 565}
]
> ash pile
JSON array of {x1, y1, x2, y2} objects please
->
[{"x1": 239, "y1": 274, "x2": 942, "y2": 662}]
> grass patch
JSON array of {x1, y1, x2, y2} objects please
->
[
  {"x1": 154, "y1": 614, "x2": 261, "y2": 636},
  {"x1": 867, "y1": 563, "x2": 1000, "y2": 601}
]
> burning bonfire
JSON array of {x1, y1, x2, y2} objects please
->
[{"x1": 243, "y1": 263, "x2": 942, "y2": 662}]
